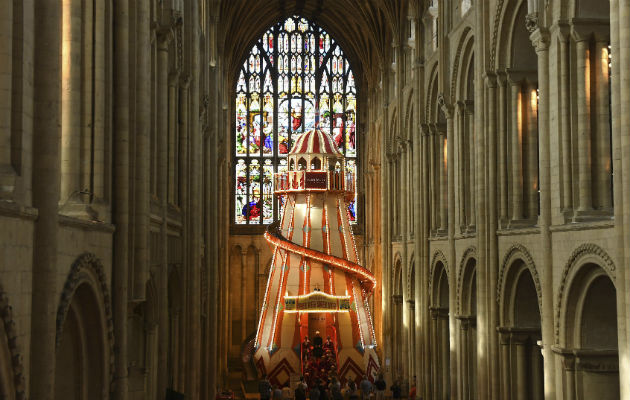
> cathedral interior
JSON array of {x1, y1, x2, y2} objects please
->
[{"x1": 1, "y1": 0, "x2": 630, "y2": 399}]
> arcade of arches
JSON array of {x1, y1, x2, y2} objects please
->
[{"x1": 0, "y1": 0, "x2": 629, "y2": 399}]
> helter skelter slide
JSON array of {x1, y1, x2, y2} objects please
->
[{"x1": 254, "y1": 127, "x2": 379, "y2": 386}]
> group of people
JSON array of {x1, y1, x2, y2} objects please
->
[
  {"x1": 301, "y1": 332, "x2": 338, "y2": 388},
  {"x1": 258, "y1": 372, "x2": 418, "y2": 400}
]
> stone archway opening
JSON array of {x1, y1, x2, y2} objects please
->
[
  {"x1": 561, "y1": 263, "x2": 618, "y2": 400},
  {"x1": 430, "y1": 262, "x2": 450, "y2": 400},
  {"x1": 499, "y1": 260, "x2": 543, "y2": 400},
  {"x1": 54, "y1": 283, "x2": 107, "y2": 400},
  {"x1": 457, "y1": 257, "x2": 477, "y2": 400}
]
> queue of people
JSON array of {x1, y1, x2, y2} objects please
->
[
  {"x1": 258, "y1": 371, "x2": 418, "y2": 400},
  {"x1": 301, "y1": 332, "x2": 338, "y2": 389}
]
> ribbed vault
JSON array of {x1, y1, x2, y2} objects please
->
[{"x1": 217, "y1": 0, "x2": 414, "y2": 90}]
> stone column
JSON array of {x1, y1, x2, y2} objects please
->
[
  {"x1": 440, "y1": 313, "x2": 450, "y2": 400},
  {"x1": 30, "y1": 0, "x2": 62, "y2": 397},
  {"x1": 456, "y1": 102, "x2": 466, "y2": 229},
  {"x1": 156, "y1": 27, "x2": 172, "y2": 399},
  {"x1": 498, "y1": 73, "x2": 508, "y2": 224},
  {"x1": 499, "y1": 329, "x2": 511, "y2": 400},
  {"x1": 92, "y1": 0, "x2": 106, "y2": 201},
  {"x1": 111, "y1": 0, "x2": 130, "y2": 398},
  {"x1": 558, "y1": 30, "x2": 573, "y2": 213},
  {"x1": 612, "y1": 2, "x2": 630, "y2": 398},
  {"x1": 438, "y1": 129, "x2": 447, "y2": 233},
  {"x1": 60, "y1": 0, "x2": 82, "y2": 205},
  {"x1": 485, "y1": 73, "x2": 501, "y2": 398},
  {"x1": 572, "y1": 31, "x2": 593, "y2": 213},
  {"x1": 531, "y1": 341, "x2": 544, "y2": 400},
  {"x1": 0, "y1": 0, "x2": 14, "y2": 198},
  {"x1": 530, "y1": 26, "x2": 555, "y2": 400},
  {"x1": 514, "y1": 337, "x2": 528, "y2": 400},
  {"x1": 526, "y1": 80, "x2": 539, "y2": 220},
  {"x1": 428, "y1": 127, "x2": 437, "y2": 233},
  {"x1": 407, "y1": 300, "x2": 415, "y2": 377},
  {"x1": 168, "y1": 72, "x2": 179, "y2": 205},
  {"x1": 80, "y1": 0, "x2": 93, "y2": 195},
  {"x1": 459, "y1": 318, "x2": 470, "y2": 399},
  {"x1": 465, "y1": 101, "x2": 475, "y2": 230},
  {"x1": 430, "y1": 307, "x2": 440, "y2": 399},
  {"x1": 509, "y1": 79, "x2": 524, "y2": 221},
  {"x1": 594, "y1": 36, "x2": 612, "y2": 211},
  {"x1": 133, "y1": 0, "x2": 151, "y2": 301}
]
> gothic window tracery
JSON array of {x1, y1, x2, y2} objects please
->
[{"x1": 234, "y1": 16, "x2": 358, "y2": 225}]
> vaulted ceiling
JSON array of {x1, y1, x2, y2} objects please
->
[{"x1": 216, "y1": 0, "x2": 420, "y2": 90}]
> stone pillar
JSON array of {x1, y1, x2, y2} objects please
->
[
  {"x1": 459, "y1": 318, "x2": 470, "y2": 399},
  {"x1": 526, "y1": 80, "x2": 539, "y2": 220},
  {"x1": 594, "y1": 37, "x2": 612, "y2": 211},
  {"x1": 530, "y1": 26, "x2": 555, "y2": 400},
  {"x1": 430, "y1": 307, "x2": 440, "y2": 399},
  {"x1": 531, "y1": 342, "x2": 544, "y2": 400},
  {"x1": 133, "y1": 0, "x2": 151, "y2": 301},
  {"x1": 499, "y1": 330, "x2": 511, "y2": 400},
  {"x1": 80, "y1": 0, "x2": 93, "y2": 196},
  {"x1": 514, "y1": 338, "x2": 528, "y2": 400},
  {"x1": 498, "y1": 73, "x2": 508, "y2": 224},
  {"x1": 92, "y1": 0, "x2": 106, "y2": 201},
  {"x1": 428, "y1": 128, "x2": 437, "y2": 233},
  {"x1": 486, "y1": 73, "x2": 501, "y2": 399},
  {"x1": 407, "y1": 300, "x2": 415, "y2": 377},
  {"x1": 111, "y1": 1, "x2": 130, "y2": 398},
  {"x1": 558, "y1": 30, "x2": 573, "y2": 213},
  {"x1": 573, "y1": 32, "x2": 593, "y2": 213},
  {"x1": 456, "y1": 102, "x2": 466, "y2": 229},
  {"x1": 0, "y1": 0, "x2": 14, "y2": 198},
  {"x1": 509, "y1": 79, "x2": 524, "y2": 221},
  {"x1": 30, "y1": 0, "x2": 62, "y2": 397},
  {"x1": 156, "y1": 27, "x2": 172, "y2": 400},
  {"x1": 168, "y1": 72, "x2": 179, "y2": 205},
  {"x1": 440, "y1": 313, "x2": 450, "y2": 400},
  {"x1": 465, "y1": 101, "x2": 475, "y2": 230},
  {"x1": 438, "y1": 130, "x2": 447, "y2": 233},
  {"x1": 60, "y1": 0, "x2": 82, "y2": 205}
]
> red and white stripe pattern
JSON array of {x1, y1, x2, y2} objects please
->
[{"x1": 289, "y1": 128, "x2": 344, "y2": 156}]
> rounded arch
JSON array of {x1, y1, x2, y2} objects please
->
[
  {"x1": 425, "y1": 61, "x2": 439, "y2": 121},
  {"x1": 450, "y1": 26, "x2": 474, "y2": 101},
  {"x1": 388, "y1": 108, "x2": 399, "y2": 147},
  {"x1": 492, "y1": 0, "x2": 536, "y2": 70},
  {"x1": 392, "y1": 252, "x2": 403, "y2": 296},
  {"x1": 407, "y1": 253, "x2": 415, "y2": 299},
  {"x1": 429, "y1": 251, "x2": 450, "y2": 309},
  {"x1": 497, "y1": 244, "x2": 542, "y2": 321},
  {"x1": 55, "y1": 253, "x2": 113, "y2": 399},
  {"x1": 403, "y1": 90, "x2": 415, "y2": 141},
  {"x1": 456, "y1": 246, "x2": 477, "y2": 315},
  {"x1": 556, "y1": 244, "x2": 617, "y2": 344},
  {"x1": 0, "y1": 288, "x2": 25, "y2": 400}
]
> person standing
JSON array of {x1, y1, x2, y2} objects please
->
[
  {"x1": 374, "y1": 374, "x2": 386, "y2": 400},
  {"x1": 295, "y1": 377, "x2": 307, "y2": 400},
  {"x1": 359, "y1": 375, "x2": 373, "y2": 400},
  {"x1": 273, "y1": 385, "x2": 283, "y2": 400},
  {"x1": 390, "y1": 379, "x2": 402, "y2": 400},
  {"x1": 310, "y1": 381, "x2": 321, "y2": 400},
  {"x1": 259, "y1": 375, "x2": 272, "y2": 400},
  {"x1": 408, "y1": 376, "x2": 416, "y2": 400}
]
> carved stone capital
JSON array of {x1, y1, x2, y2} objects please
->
[
  {"x1": 525, "y1": 12, "x2": 539, "y2": 34},
  {"x1": 437, "y1": 93, "x2": 453, "y2": 119}
]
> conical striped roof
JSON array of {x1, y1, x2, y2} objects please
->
[{"x1": 288, "y1": 128, "x2": 344, "y2": 157}]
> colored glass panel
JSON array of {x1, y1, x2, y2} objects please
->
[{"x1": 234, "y1": 16, "x2": 359, "y2": 225}]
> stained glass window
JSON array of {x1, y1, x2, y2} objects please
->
[{"x1": 234, "y1": 16, "x2": 359, "y2": 225}]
